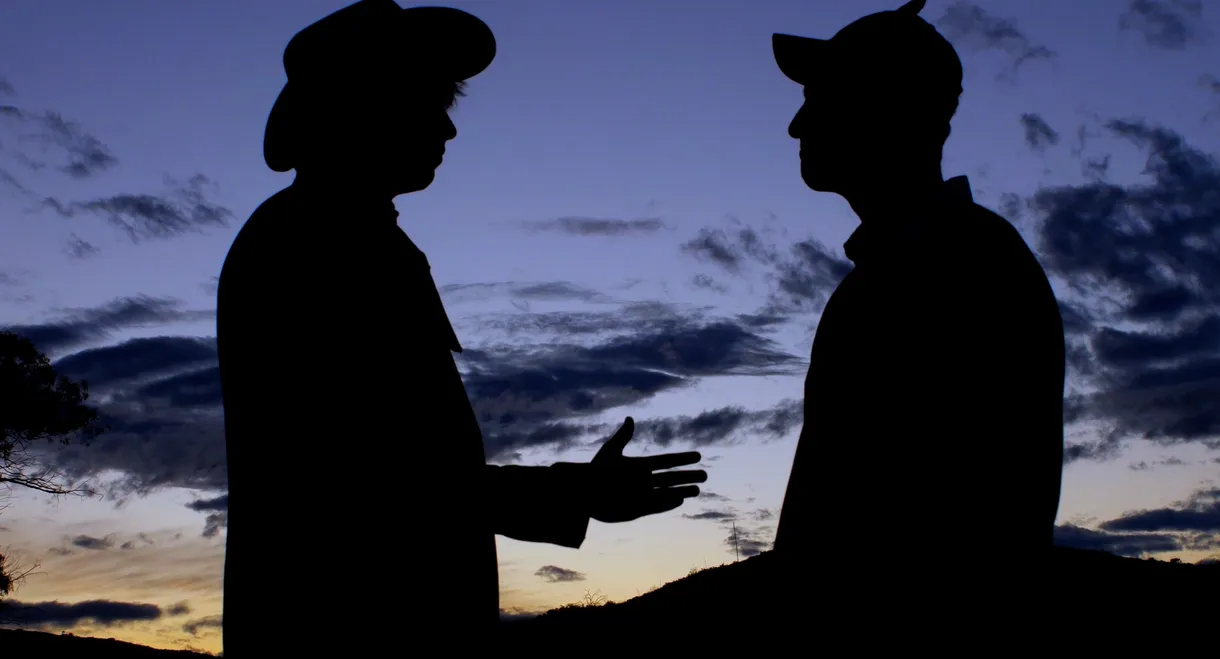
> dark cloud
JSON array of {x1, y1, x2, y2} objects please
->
[
  {"x1": 681, "y1": 224, "x2": 853, "y2": 316},
  {"x1": 461, "y1": 309, "x2": 804, "y2": 460},
  {"x1": 2, "y1": 599, "x2": 162, "y2": 627},
  {"x1": 42, "y1": 173, "x2": 233, "y2": 243},
  {"x1": 1201, "y1": 74, "x2": 1220, "y2": 122},
  {"x1": 1119, "y1": 0, "x2": 1207, "y2": 50},
  {"x1": 182, "y1": 614, "x2": 222, "y2": 636},
  {"x1": 0, "y1": 88, "x2": 118, "y2": 179},
  {"x1": 1127, "y1": 456, "x2": 1188, "y2": 470},
  {"x1": 1020, "y1": 113, "x2": 1060, "y2": 152},
  {"x1": 1024, "y1": 118, "x2": 1220, "y2": 457},
  {"x1": 726, "y1": 525, "x2": 772, "y2": 558},
  {"x1": 52, "y1": 336, "x2": 217, "y2": 389},
  {"x1": 683, "y1": 509, "x2": 736, "y2": 521},
  {"x1": 682, "y1": 505, "x2": 776, "y2": 557},
  {"x1": 534, "y1": 565, "x2": 587, "y2": 583},
  {"x1": 1099, "y1": 487, "x2": 1220, "y2": 534},
  {"x1": 635, "y1": 400, "x2": 801, "y2": 449},
  {"x1": 0, "y1": 77, "x2": 14, "y2": 97},
  {"x1": 38, "y1": 295, "x2": 800, "y2": 497},
  {"x1": 1, "y1": 294, "x2": 215, "y2": 355},
  {"x1": 186, "y1": 494, "x2": 229, "y2": 538},
  {"x1": 69, "y1": 535, "x2": 114, "y2": 551},
  {"x1": 1053, "y1": 524, "x2": 1182, "y2": 557},
  {"x1": 696, "y1": 491, "x2": 729, "y2": 501},
  {"x1": 934, "y1": 1, "x2": 1056, "y2": 80},
  {"x1": 522, "y1": 217, "x2": 666, "y2": 236}
]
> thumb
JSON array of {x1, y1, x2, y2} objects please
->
[{"x1": 594, "y1": 417, "x2": 634, "y2": 462}]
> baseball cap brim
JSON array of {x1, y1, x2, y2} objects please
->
[
  {"x1": 264, "y1": 4, "x2": 496, "y2": 173},
  {"x1": 773, "y1": 33, "x2": 829, "y2": 86}
]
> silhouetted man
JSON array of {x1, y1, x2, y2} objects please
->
[
  {"x1": 216, "y1": 1, "x2": 706, "y2": 653},
  {"x1": 769, "y1": 0, "x2": 1065, "y2": 613}
]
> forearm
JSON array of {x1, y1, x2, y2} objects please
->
[{"x1": 484, "y1": 463, "x2": 591, "y2": 548}]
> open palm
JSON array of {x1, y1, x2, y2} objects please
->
[{"x1": 585, "y1": 417, "x2": 706, "y2": 523}]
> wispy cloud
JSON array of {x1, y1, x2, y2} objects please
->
[
  {"x1": 1119, "y1": 0, "x2": 1208, "y2": 50},
  {"x1": 935, "y1": 1, "x2": 1057, "y2": 81},
  {"x1": 522, "y1": 216, "x2": 666, "y2": 236}
]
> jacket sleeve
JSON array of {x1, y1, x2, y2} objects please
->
[{"x1": 483, "y1": 462, "x2": 591, "y2": 548}]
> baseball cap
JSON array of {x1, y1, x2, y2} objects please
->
[
  {"x1": 773, "y1": 0, "x2": 962, "y2": 97},
  {"x1": 263, "y1": 0, "x2": 496, "y2": 173}
]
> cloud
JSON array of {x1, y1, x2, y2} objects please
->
[
  {"x1": 1099, "y1": 487, "x2": 1220, "y2": 534},
  {"x1": 1052, "y1": 486, "x2": 1220, "y2": 557},
  {"x1": 682, "y1": 504, "x2": 776, "y2": 557},
  {"x1": 1, "y1": 294, "x2": 215, "y2": 355},
  {"x1": 441, "y1": 280, "x2": 617, "y2": 307},
  {"x1": 681, "y1": 223, "x2": 853, "y2": 316},
  {"x1": 1, "y1": 599, "x2": 163, "y2": 627},
  {"x1": 533, "y1": 565, "x2": 587, "y2": 583},
  {"x1": 934, "y1": 1, "x2": 1056, "y2": 80},
  {"x1": 51, "y1": 336, "x2": 217, "y2": 389},
  {"x1": 1053, "y1": 524, "x2": 1182, "y2": 556},
  {"x1": 42, "y1": 173, "x2": 233, "y2": 243},
  {"x1": 0, "y1": 86, "x2": 118, "y2": 179},
  {"x1": 1024, "y1": 118, "x2": 1220, "y2": 457},
  {"x1": 634, "y1": 400, "x2": 801, "y2": 449},
  {"x1": 70, "y1": 535, "x2": 114, "y2": 551},
  {"x1": 201, "y1": 276, "x2": 219, "y2": 297},
  {"x1": 460, "y1": 307, "x2": 805, "y2": 460},
  {"x1": 63, "y1": 233, "x2": 99, "y2": 260},
  {"x1": 522, "y1": 217, "x2": 666, "y2": 236},
  {"x1": 185, "y1": 494, "x2": 228, "y2": 538},
  {"x1": 182, "y1": 614, "x2": 222, "y2": 636},
  {"x1": 166, "y1": 601, "x2": 191, "y2": 616},
  {"x1": 1020, "y1": 113, "x2": 1060, "y2": 152},
  {"x1": 1119, "y1": 0, "x2": 1208, "y2": 50}
]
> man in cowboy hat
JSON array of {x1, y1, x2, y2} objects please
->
[
  {"x1": 769, "y1": 0, "x2": 1065, "y2": 617},
  {"x1": 216, "y1": 1, "x2": 707, "y2": 653}
]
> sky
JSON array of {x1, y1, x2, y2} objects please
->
[{"x1": 1, "y1": 0, "x2": 1219, "y2": 653}]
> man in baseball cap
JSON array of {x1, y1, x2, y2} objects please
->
[
  {"x1": 216, "y1": 2, "x2": 706, "y2": 653},
  {"x1": 769, "y1": 0, "x2": 1066, "y2": 625}
]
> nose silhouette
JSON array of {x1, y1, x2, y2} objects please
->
[
  {"x1": 443, "y1": 113, "x2": 457, "y2": 142},
  {"x1": 788, "y1": 105, "x2": 805, "y2": 140}
]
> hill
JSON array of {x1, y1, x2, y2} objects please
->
[
  {"x1": 501, "y1": 547, "x2": 1220, "y2": 649},
  {"x1": 3, "y1": 547, "x2": 1216, "y2": 655},
  {"x1": 0, "y1": 629, "x2": 211, "y2": 657}
]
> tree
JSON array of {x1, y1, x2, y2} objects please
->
[{"x1": 0, "y1": 330, "x2": 108, "y2": 496}]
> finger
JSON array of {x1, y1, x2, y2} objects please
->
[
  {"x1": 650, "y1": 469, "x2": 707, "y2": 489},
  {"x1": 593, "y1": 417, "x2": 634, "y2": 462},
  {"x1": 634, "y1": 451, "x2": 701, "y2": 471},
  {"x1": 664, "y1": 485, "x2": 700, "y2": 500}
]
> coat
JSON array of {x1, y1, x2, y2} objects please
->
[
  {"x1": 773, "y1": 177, "x2": 1066, "y2": 606},
  {"x1": 216, "y1": 181, "x2": 592, "y2": 654}
]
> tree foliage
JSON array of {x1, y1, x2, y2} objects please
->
[{"x1": 0, "y1": 330, "x2": 108, "y2": 496}]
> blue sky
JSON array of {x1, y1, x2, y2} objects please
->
[{"x1": 2, "y1": 0, "x2": 1219, "y2": 653}]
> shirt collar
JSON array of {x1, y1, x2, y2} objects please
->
[{"x1": 842, "y1": 175, "x2": 973, "y2": 264}]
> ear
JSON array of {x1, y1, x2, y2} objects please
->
[{"x1": 897, "y1": 0, "x2": 926, "y2": 15}]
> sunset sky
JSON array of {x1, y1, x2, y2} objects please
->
[{"x1": 2, "y1": 0, "x2": 1219, "y2": 654}]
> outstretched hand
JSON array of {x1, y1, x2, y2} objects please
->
[{"x1": 585, "y1": 417, "x2": 706, "y2": 523}]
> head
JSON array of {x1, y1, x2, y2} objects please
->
[
  {"x1": 774, "y1": 0, "x2": 962, "y2": 196},
  {"x1": 286, "y1": 75, "x2": 466, "y2": 196},
  {"x1": 262, "y1": 1, "x2": 495, "y2": 198}
]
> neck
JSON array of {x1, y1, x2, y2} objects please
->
[
  {"x1": 293, "y1": 168, "x2": 396, "y2": 206},
  {"x1": 840, "y1": 163, "x2": 945, "y2": 224}
]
